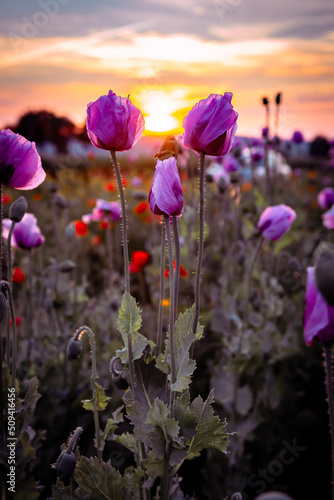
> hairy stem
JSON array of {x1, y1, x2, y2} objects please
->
[
  {"x1": 73, "y1": 326, "x2": 101, "y2": 459},
  {"x1": 110, "y1": 150, "x2": 130, "y2": 293},
  {"x1": 172, "y1": 216, "x2": 180, "y2": 324},
  {"x1": 164, "y1": 216, "x2": 176, "y2": 388},
  {"x1": 156, "y1": 219, "x2": 166, "y2": 356},
  {"x1": 192, "y1": 152, "x2": 205, "y2": 335}
]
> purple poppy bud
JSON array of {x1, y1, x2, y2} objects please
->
[
  {"x1": 182, "y1": 93, "x2": 238, "y2": 156},
  {"x1": 3, "y1": 213, "x2": 44, "y2": 249},
  {"x1": 304, "y1": 267, "x2": 334, "y2": 346},
  {"x1": 314, "y1": 242, "x2": 334, "y2": 306},
  {"x1": 0, "y1": 129, "x2": 45, "y2": 189},
  {"x1": 86, "y1": 90, "x2": 144, "y2": 151},
  {"x1": 149, "y1": 157, "x2": 184, "y2": 217},
  {"x1": 317, "y1": 187, "x2": 334, "y2": 210},
  {"x1": 257, "y1": 205, "x2": 296, "y2": 241},
  {"x1": 291, "y1": 130, "x2": 304, "y2": 144},
  {"x1": 223, "y1": 155, "x2": 239, "y2": 173}
]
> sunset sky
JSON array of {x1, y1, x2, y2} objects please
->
[{"x1": 1, "y1": 0, "x2": 333, "y2": 140}]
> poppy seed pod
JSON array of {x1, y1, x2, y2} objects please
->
[
  {"x1": 314, "y1": 242, "x2": 334, "y2": 306},
  {"x1": 275, "y1": 92, "x2": 282, "y2": 105},
  {"x1": 56, "y1": 450, "x2": 76, "y2": 483},
  {"x1": 66, "y1": 338, "x2": 82, "y2": 361},
  {"x1": 0, "y1": 292, "x2": 8, "y2": 323},
  {"x1": 262, "y1": 97, "x2": 269, "y2": 106},
  {"x1": 9, "y1": 196, "x2": 28, "y2": 223}
]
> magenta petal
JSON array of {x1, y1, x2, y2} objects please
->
[
  {"x1": 304, "y1": 267, "x2": 334, "y2": 345},
  {"x1": 149, "y1": 158, "x2": 184, "y2": 217},
  {"x1": 258, "y1": 205, "x2": 296, "y2": 241}
]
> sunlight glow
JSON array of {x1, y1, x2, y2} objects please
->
[{"x1": 145, "y1": 113, "x2": 178, "y2": 133}]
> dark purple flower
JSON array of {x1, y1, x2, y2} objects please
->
[
  {"x1": 182, "y1": 93, "x2": 238, "y2": 156},
  {"x1": 86, "y1": 90, "x2": 145, "y2": 151},
  {"x1": 82, "y1": 199, "x2": 121, "y2": 223},
  {"x1": 0, "y1": 129, "x2": 45, "y2": 189},
  {"x1": 3, "y1": 213, "x2": 44, "y2": 249},
  {"x1": 257, "y1": 204, "x2": 296, "y2": 241},
  {"x1": 149, "y1": 157, "x2": 183, "y2": 217},
  {"x1": 317, "y1": 187, "x2": 334, "y2": 210},
  {"x1": 304, "y1": 267, "x2": 334, "y2": 346},
  {"x1": 291, "y1": 130, "x2": 304, "y2": 144}
]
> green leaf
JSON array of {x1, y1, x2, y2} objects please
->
[
  {"x1": 115, "y1": 433, "x2": 137, "y2": 454},
  {"x1": 123, "y1": 360, "x2": 168, "y2": 442},
  {"x1": 143, "y1": 450, "x2": 164, "y2": 487},
  {"x1": 116, "y1": 292, "x2": 154, "y2": 363},
  {"x1": 187, "y1": 390, "x2": 230, "y2": 460},
  {"x1": 82, "y1": 381, "x2": 111, "y2": 411},
  {"x1": 173, "y1": 391, "x2": 197, "y2": 440},
  {"x1": 156, "y1": 306, "x2": 203, "y2": 392},
  {"x1": 75, "y1": 456, "x2": 127, "y2": 500},
  {"x1": 51, "y1": 478, "x2": 75, "y2": 500},
  {"x1": 146, "y1": 398, "x2": 180, "y2": 441}
]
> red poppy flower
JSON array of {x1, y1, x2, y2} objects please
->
[
  {"x1": 2, "y1": 194, "x2": 12, "y2": 204},
  {"x1": 10, "y1": 316, "x2": 23, "y2": 327},
  {"x1": 74, "y1": 220, "x2": 88, "y2": 237},
  {"x1": 129, "y1": 250, "x2": 150, "y2": 273},
  {"x1": 133, "y1": 201, "x2": 149, "y2": 214},
  {"x1": 105, "y1": 182, "x2": 116, "y2": 192},
  {"x1": 12, "y1": 266, "x2": 25, "y2": 284}
]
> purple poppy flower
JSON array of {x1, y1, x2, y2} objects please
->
[
  {"x1": 0, "y1": 129, "x2": 45, "y2": 189},
  {"x1": 182, "y1": 93, "x2": 238, "y2": 156},
  {"x1": 291, "y1": 130, "x2": 304, "y2": 144},
  {"x1": 86, "y1": 90, "x2": 145, "y2": 151},
  {"x1": 3, "y1": 213, "x2": 44, "y2": 249},
  {"x1": 258, "y1": 204, "x2": 296, "y2": 241},
  {"x1": 304, "y1": 267, "x2": 334, "y2": 346},
  {"x1": 223, "y1": 155, "x2": 240, "y2": 173},
  {"x1": 317, "y1": 187, "x2": 334, "y2": 210},
  {"x1": 322, "y1": 205, "x2": 334, "y2": 229},
  {"x1": 82, "y1": 199, "x2": 121, "y2": 224},
  {"x1": 149, "y1": 157, "x2": 183, "y2": 217}
]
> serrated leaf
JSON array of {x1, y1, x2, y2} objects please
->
[
  {"x1": 157, "y1": 306, "x2": 203, "y2": 392},
  {"x1": 173, "y1": 391, "x2": 197, "y2": 440},
  {"x1": 82, "y1": 381, "x2": 110, "y2": 411},
  {"x1": 51, "y1": 478, "x2": 75, "y2": 500},
  {"x1": 75, "y1": 456, "x2": 126, "y2": 500},
  {"x1": 146, "y1": 398, "x2": 180, "y2": 440},
  {"x1": 115, "y1": 433, "x2": 137, "y2": 454},
  {"x1": 123, "y1": 360, "x2": 168, "y2": 442},
  {"x1": 143, "y1": 450, "x2": 164, "y2": 487},
  {"x1": 116, "y1": 292, "x2": 154, "y2": 363},
  {"x1": 187, "y1": 390, "x2": 230, "y2": 459}
]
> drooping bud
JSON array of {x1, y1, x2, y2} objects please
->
[
  {"x1": 314, "y1": 242, "x2": 334, "y2": 306},
  {"x1": 9, "y1": 196, "x2": 28, "y2": 222},
  {"x1": 59, "y1": 260, "x2": 76, "y2": 273},
  {"x1": 66, "y1": 338, "x2": 82, "y2": 361},
  {"x1": 109, "y1": 356, "x2": 129, "y2": 390},
  {"x1": 0, "y1": 292, "x2": 8, "y2": 323},
  {"x1": 275, "y1": 92, "x2": 282, "y2": 105},
  {"x1": 56, "y1": 426, "x2": 83, "y2": 483}
]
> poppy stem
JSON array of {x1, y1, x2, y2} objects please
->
[
  {"x1": 0, "y1": 281, "x2": 17, "y2": 387},
  {"x1": 156, "y1": 218, "x2": 166, "y2": 357},
  {"x1": 73, "y1": 326, "x2": 102, "y2": 459},
  {"x1": 110, "y1": 150, "x2": 130, "y2": 294},
  {"x1": 7, "y1": 221, "x2": 15, "y2": 289},
  {"x1": 323, "y1": 342, "x2": 334, "y2": 500},
  {"x1": 246, "y1": 236, "x2": 264, "y2": 318},
  {"x1": 105, "y1": 223, "x2": 113, "y2": 276},
  {"x1": 164, "y1": 215, "x2": 176, "y2": 389},
  {"x1": 192, "y1": 152, "x2": 206, "y2": 335},
  {"x1": 172, "y1": 216, "x2": 180, "y2": 323},
  {"x1": 0, "y1": 183, "x2": 2, "y2": 281},
  {"x1": 26, "y1": 249, "x2": 34, "y2": 364}
]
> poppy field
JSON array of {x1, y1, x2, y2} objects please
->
[{"x1": 1, "y1": 91, "x2": 334, "y2": 500}]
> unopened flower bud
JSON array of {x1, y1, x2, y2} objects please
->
[
  {"x1": 9, "y1": 196, "x2": 28, "y2": 222},
  {"x1": 67, "y1": 338, "x2": 82, "y2": 361},
  {"x1": 0, "y1": 292, "x2": 8, "y2": 323},
  {"x1": 314, "y1": 242, "x2": 334, "y2": 306},
  {"x1": 48, "y1": 181, "x2": 58, "y2": 193},
  {"x1": 54, "y1": 193, "x2": 68, "y2": 209},
  {"x1": 275, "y1": 92, "x2": 282, "y2": 105},
  {"x1": 109, "y1": 356, "x2": 129, "y2": 390},
  {"x1": 56, "y1": 450, "x2": 76, "y2": 483},
  {"x1": 262, "y1": 97, "x2": 269, "y2": 106},
  {"x1": 154, "y1": 135, "x2": 180, "y2": 160}
]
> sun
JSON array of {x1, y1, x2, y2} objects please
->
[
  {"x1": 135, "y1": 89, "x2": 186, "y2": 135},
  {"x1": 145, "y1": 113, "x2": 178, "y2": 133}
]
